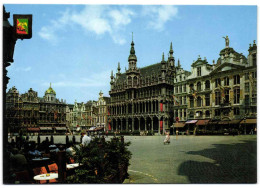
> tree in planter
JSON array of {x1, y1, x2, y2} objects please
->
[{"x1": 66, "y1": 137, "x2": 132, "y2": 183}]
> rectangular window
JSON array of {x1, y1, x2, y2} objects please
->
[
  {"x1": 234, "y1": 75, "x2": 240, "y2": 85},
  {"x1": 245, "y1": 82, "x2": 249, "y2": 93},
  {"x1": 205, "y1": 94, "x2": 210, "y2": 106},
  {"x1": 215, "y1": 78, "x2": 221, "y2": 87},
  {"x1": 252, "y1": 71, "x2": 257, "y2": 79},
  {"x1": 252, "y1": 94, "x2": 257, "y2": 104},
  {"x1": 215, "y1": 91, "x2": 221, "y2": 105},
  {"x1": 183, "y1": 84, "x2": 186, "y2": 92},
  {"x1": 234, "y1": 88, "x2": 240, "y2": 104},
  {"x1": 190, "y1": 97, "x2": 194, "y2": 108},
  {"x1": 224, "y1": 89, "x2": 229, "y2": 104},
  {"x1": 179, "y1": 85, "x2": 182, "y2": 93},
  {"x1": 215, "y1": 109, "x2": 221, "y2": 116},
  {"x1": 245, "y1": 95, "x2": 250, "y2": 106},
  {"x1": 180, "y1": 97, "x2": 182, "y2": 105},
  {"x1": 234, "y1": 108, "x2": 240, "y2": 115},
  {"x1": 197, "y1": 67, "x2": 201, "y2": 77},
  {"x1": 224, "y1": 77, "x2": 229, "y2": 86}
]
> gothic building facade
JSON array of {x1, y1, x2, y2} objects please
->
[
  {"x1": 108, "y1": 39, "x2": 176, "y2": 135},
  {"x1": 6, "y1": 84, "x2": 67, "y2": 135}
]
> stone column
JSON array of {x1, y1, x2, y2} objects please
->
[
  {"x1": 144, "y1": 101, "x2": 147, "y2": 113},
  {"x1": 132, "y1": 119, "x2": 134, "y2": 131},
  {"x1": 151, "y1": 119, "x2": 154, "y2": 131},
  {"x1": 158, "y1": 118, "x2": 160, "y2": 135},
  {"x1": 145, "y1": 118, "x2": 147, "y2": 131}
]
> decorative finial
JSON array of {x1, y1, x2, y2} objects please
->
[
  {"x1": 213, "y1": 60, "x2": 215, "y2": 64},
  {"x1": 253, "y1": 40, "x2": 256, "y2": 44},
  {"x1": 132, "y1": 32, "x2": 133, "y2": 42},
  {"x1": 162, "y1": 52, "x2": 165, "y2": 61},
  {"x1": 50, "y1": 82, "x2": 51, "y2": 87}
]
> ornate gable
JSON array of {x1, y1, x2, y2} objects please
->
[{"x1": 210, "y1": 62, "x2": 245, "y2": 75}]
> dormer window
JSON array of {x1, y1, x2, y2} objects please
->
[{"x1": 197, "y1": 67, "x2": 201, "y2": 77}]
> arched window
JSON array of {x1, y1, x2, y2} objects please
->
[
  {"x1": 133, "y1": 76, "x2": 138, "y2": 86},
  {"x1": 128, "y1": 76, "x2": 132, "y2": 86}
]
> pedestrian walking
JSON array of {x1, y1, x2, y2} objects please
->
[{"x1": 164, "y1": 132, "x2": 170, "y2": 145}]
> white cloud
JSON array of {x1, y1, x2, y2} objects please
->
[
  {"x1": 142, "y1": 5, "x2": 178, "y2": 31},
  {"x1": 38, "y1": 5, "x2": 135, "y2": 45}
]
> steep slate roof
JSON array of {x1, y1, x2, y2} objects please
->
[
  {"x1": 116, "y1": 62, "x2": 162, "y2": 84},
  {"x1": 140, "y1": 63, "x2": 162, "y2": 77}
]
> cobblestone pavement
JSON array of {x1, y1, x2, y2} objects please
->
[
  {"x1": 25, "y1": 135, "x2": 257, "y2": 184},
  {"x1": 122, "y1": 135, "x2": 257, "y2": 184}
]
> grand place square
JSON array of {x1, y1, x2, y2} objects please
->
[{"x1": 2, "y1": 4, "x2": 257, "y2": 185}]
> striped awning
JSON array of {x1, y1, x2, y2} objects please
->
[
  {"x1": 186, "y1": 120, "x2": 198, "y2": 124},
  {"x1": 40, "y1": 127, "x2": 53, "y2": 130},
  {"x1": 55, "y1": 127, "x2": 67, "y2": 131},
  {"x1": 240, "y1": 119, "x2": 257, "y2": 124},
  {"x1": 27, "y1": 128, "x2": 40, "y2": 131},
  {"x1": 196, "y1": 120, "x2": 209, "y2": 126},
  {"x1": 174, "y1": 122, "x2": 186, "y2": 128}
]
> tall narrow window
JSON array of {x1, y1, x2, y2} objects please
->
[
  {"x1": 205, "y1": 94, "x2": 210, "y2": 106},
  {"x1": 197, "y1": 67, "x2": 201, "y2": 77},
  {"x1": 215, "y1": 78, "x2": 221, "y2": 87},
  {"x1": 245, "y1": 83, "x2": 250, "y2": 93},
  {"x1": 234, "y1": 75, "x2": 240, "y2": 85},
  {"x1": 215, "y1": 91, "x2": 221, "y2": 105},
  {"x1": 224, "y1": 89, "x2": 229, "y2": 104},
  {"x1": 197, "y1": 82, "x2": 201, "y2": 91},
  {"x1": 205, "y1": 80, "x2": 210, "y2": 90},
  {"x1": 197, "y1": 97, "x2": 202, "y2": 107},
  {"x1": 224, "y1": 77, "x2": 229, "y2": 86},
  {"x1": 190, "y1": 96, "x2": 194, "y2": 108},
  {"x1": 234, "y1": 88, "x2": 240, "y2": 104}
]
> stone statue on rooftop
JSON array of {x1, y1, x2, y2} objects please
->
[{"x1": 222, "y1": 36, "x2": 229, "y2": 48}]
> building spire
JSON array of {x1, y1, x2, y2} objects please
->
[
  {"x1": 110, "y1": 70, "x2": 114, "y2": 79},
  {"x1": 117, "y1": 62, "x2": 121, "y2": 73},
  {"x1": 169, "y1": 42, "x2": 174, "y2": 55},
  {"x1": 178, "y1": 59, "x2": 181, "y2": 68},
  {"x1": 50, "y1": 82, "x2": 51, "y2": 88},
  {"x1": 162, "y1": 52, "x2": 165, "y2": 61}
]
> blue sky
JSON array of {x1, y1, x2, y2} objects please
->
[{"x1": 4, "y1": 4, "x2": 257, "y2": 104}]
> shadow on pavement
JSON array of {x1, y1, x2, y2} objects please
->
[{"x1": 178, "y1": 139, "x2": 257, "y2": 183}]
